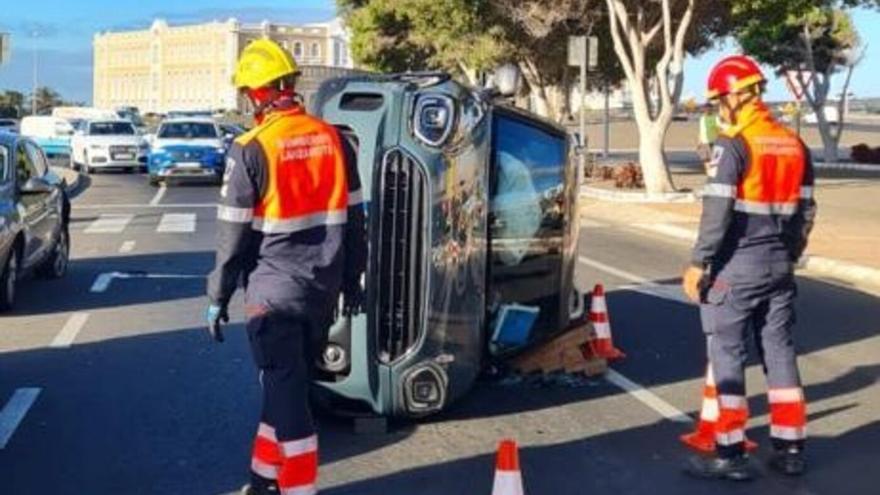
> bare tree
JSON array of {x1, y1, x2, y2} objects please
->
[{"x1": 605, "y1": 0, "x2": 694, "y2": 194}]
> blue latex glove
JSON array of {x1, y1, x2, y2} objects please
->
[{"x1": 206, "y1": 304, "x2": 229, "y2": 343}]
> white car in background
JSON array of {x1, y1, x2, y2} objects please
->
[{"x1": 70, "y1": 120, "x2": 149, "y2": 174}]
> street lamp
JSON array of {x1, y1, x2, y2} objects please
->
[{"x1": 31, "y1": 30, "x2": 39, "y2": 115}]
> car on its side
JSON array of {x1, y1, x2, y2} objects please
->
[
  {"x1": 0, "y1": 132, "x2": 71, "y2": 311},
  {"x1": 0, "y1": 119, "x2": 19, "y2": 134},
  {"x1": 70, "y1": 119, "x2": 149, "y2": 174},
  {"x1": 147, "y1": 118, "x2": 226, "y2": 186},
  {"x1": 19, "y1": 116, "x2": 74, "y2": 159},
  {"x1": 309, "y1": 73, "x2": 585, "y2": 418}
]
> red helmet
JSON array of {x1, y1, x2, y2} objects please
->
[{"x1": 707, "y1": 55, "x2": 765, "y2": 100}]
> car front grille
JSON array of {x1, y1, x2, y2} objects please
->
[
  {"x1": 170, "y1": 150, "x2": 204, "y2": 160},
  {"x1": 109, "y1": 145, "x2": 138, "y2": 154},
  {"x1": 375, "y1": 149, "x2": 428, "y2": 364}
]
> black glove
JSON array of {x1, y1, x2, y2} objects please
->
[
  {"x1": 205, "y1": 304, "x2": 229, "y2": 343},
  {"x1": 342, "y1": 285, "x2": 365, "y2": 317}
]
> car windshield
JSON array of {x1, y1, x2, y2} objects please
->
[
  {"x1": 158, "y1": 122, "x2": 218, "y2": 139},
  {"x1": 90, "y1": 122, "x2": 135, "y2": 135}
]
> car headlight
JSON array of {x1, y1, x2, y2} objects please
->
[
  {"x1": 214, "y1": 146, "x2": 226, "y2": 154},
  {"x1": 413, "y1": 94, "x2": 456, "y2": 147}
]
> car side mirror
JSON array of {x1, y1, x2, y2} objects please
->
[{"x1": 20, "y1": 176, "x2": 53, "y2": 195}]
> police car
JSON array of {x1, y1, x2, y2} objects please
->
[{"x1": 147, "y1": 118, "x2": 228, "y2": 186}]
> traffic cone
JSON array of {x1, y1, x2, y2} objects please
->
[
  {"x1": 492, "y1": 439, "x2": 524, "y2": 495},
  {"x1": 680, "y1": 365, "x2": 758, "y2": 453},
  {"x1": 588, "y1": 284, "x2": 625, "y2": 360}
]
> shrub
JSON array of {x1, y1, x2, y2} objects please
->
[{"x1": 613, "y1": 162, "x2": 644, "y2": 189}]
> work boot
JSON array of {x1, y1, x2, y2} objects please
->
[
  {"x1": 769, "y1": 446, "x2": 806, "y2": 476},
  {"x1": 240, "y1": 478, "x2": 279, "y2": 495},
  {"x1": 684, "y1": 454, "x2": 755, "y2": 481}
]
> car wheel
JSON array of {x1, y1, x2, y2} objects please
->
[
  {"x1": 0, "y1": 249, "x2": 19, "y2": 312},
  {"x1": 38, "y1": 227, "x2": 70, "y2": 279},
  {"x1": 149, "y1": 175, "x2": 161, "y2": 187}
]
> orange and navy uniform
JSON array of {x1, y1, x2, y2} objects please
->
[
  {"x1": 207, "y1": 103, "x2": 366, "y2": 317},
  {"x1": 693, "y1": 101, "x2": 814, "y2": 459},
  {"x1": 693, "y1": 101, "x2": 817, "y2": 267}
]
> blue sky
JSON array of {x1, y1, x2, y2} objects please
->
[{"x1": 0, "y1": 1, "x2": 878, "y2": 104}]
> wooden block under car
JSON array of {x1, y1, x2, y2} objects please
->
[{"x1": 510, "y1": 322, "x2": 607, "y2": 377}]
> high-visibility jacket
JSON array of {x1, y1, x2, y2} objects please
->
[
  {"x1": 692, "y1": 102, "x2": 817, "y2": 267},
  {"x1": 207, "y1": 103, "x2": 366, "y2": 318}
]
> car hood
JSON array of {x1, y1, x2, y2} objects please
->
[{"x1": 153, "y1": 138, "x2": 222, "y2": 150}]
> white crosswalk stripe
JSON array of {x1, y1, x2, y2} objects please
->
[
  {"x1": 156, "y1": 213, "x2": 197, "y2": 233},
  {"x1": 84, "y1": 214, "x2": 134, "y2": 234}
]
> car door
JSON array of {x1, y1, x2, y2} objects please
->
[
  {"x1": 486, "y1": 111, "x2": 568, "y2": 355},
  {"x1": 14, "y1": 141, "x2": 54, "y2": 266},
  {"x1": 23, "y1": 141, "x2": 60, "y2": 250}
]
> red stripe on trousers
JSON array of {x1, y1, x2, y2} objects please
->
[
  {"x1": 770, "y1": 402, "x2": 806, "y2": 428},
  {"x1": 253, "y1": 436, "x2": 283, "y2": 465},
  {"x1": 278, "y1": 451, "x2": 319, "y2": 489}
]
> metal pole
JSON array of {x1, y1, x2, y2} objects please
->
[
  {"x1": 795, "y1": 99, "x2": 802, "y2": 137},
  {"x1": 579, "y1": 56, "x2": 587, "y2": 174},
  {"x1": 603, "y1": 83, "x2": 610, "y2": 158},
  {"x1": 31, "y1": 31, "x2": 38, "y2": 115}
]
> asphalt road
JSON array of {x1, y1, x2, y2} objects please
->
[{"x1": 1, "y1": 172, "x2": 879, "y2": 494}]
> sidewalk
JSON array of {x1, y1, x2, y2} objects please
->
[{"x1": 581, "y1": 171, "x2": 880, "y2": 294}]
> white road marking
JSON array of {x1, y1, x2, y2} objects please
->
[
  {"x1": 0, "y1": 388, "x2": 42, "y2": 449},
  {"x1": 149, "y1": 184, "x2": 167, "y2": 206},
  {"x1": 73, "y1": 203, "x2": 217, "y2": 210},
  {"x1": 632, "y1": 222, "x2": 697, "y2": 242},
  {"x1": 90, "y1": 271, "x2": 205, "y2": 293},
  {"x1": 605, "y1": 370, "x2": 693, "y2": 424},
  {"x1": 50, "y1": 313, "x2": 90, "y2": 348},
  {"x1": 118, "y1": 240, "x2": 136, "y2": 253},
  {"x1": 84, "y1": 214, "x2": 134, "y2": 234},
  {"x1": 577, "y1": 256, "x2": 695, "y2": 423},
  {"x1": 157, "y1": 213, "x2": 197, "y2": 233}
]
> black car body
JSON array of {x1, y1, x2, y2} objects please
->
[
  {"x1": 309, "y1": 74, "x2": 584, "y2": 417},
  {"x1": 0, "y1": 132, "x2": 70, "y2": 311}
]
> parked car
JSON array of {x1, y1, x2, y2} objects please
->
[
  {"x1": 0, "y1": 132, "x2": 71, "y2": 311},
  {"x1": 19, "y1": 116, "x2": 74, "y2": 159},
  {"x1": 218, "y1": 123, "x2": 246, "y2": 149},
  {"x1": 0, "y1": 119, "x2": 19, "y2": 134},
  {"x1": 309, "y1": 73, "x2": 585, "y2": 418},
  {"x1": 70, "y1": 119, "x2": 149, "y2": 174},
  {"x1": 147, "y1": 118, "x2": 226, "y2": 186}
]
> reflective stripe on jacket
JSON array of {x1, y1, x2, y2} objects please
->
[
  {"x1": 207, "y1": 104, "x2": 366, "y2": 317},
  {"x1": 692, "y1": 102, "x2": 817, "y2": 267}
]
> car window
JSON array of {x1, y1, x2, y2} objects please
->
[
  {"x1": 89, "y1": 122, "x2": 136, "y2": 135},
  {"x1": 158, "y1": 122, "x2": 218, "y2": 139},
  {"x1": 16, "y1": 142, "x2": 40, "y2": 184},
  {"x1": 24, "y1": 142, "x2": 49, "y2": 177},
  {"x1": 0, "y1": 145, "x2": 9, "y2": 183}
]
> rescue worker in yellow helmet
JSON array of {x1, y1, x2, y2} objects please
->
[{"x1": 205, "y1": 38, "x2": 366, "y2": 495}]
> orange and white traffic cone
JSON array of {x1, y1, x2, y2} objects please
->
[
  {"x1": 680, "y1": 365, "x2": 758, "y2": 453},
  {"x1": 588, "y1": 284, "x2": 625, "y2": 360},
  {"x1": 492, "y1": 439, "x2": 524, "y2": 495}
]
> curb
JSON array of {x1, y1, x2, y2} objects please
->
[
  {"x1": 587, "y1": 218, "x2": 880, "y2": 294},
  {"x1": 581, "y1": 185, "x2": 697, "y2": 203},
  {"x1": 814, "y1": 162, "x2": 880, "y2": 172}
]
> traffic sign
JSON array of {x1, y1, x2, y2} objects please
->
[{"x1": 568, "y1": 36, "x2": 599, "y2": 71}]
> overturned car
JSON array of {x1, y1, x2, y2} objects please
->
[{"x1": 310, "y1": 73, "x2": 585, "y2": 418}]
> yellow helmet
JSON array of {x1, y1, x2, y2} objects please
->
[{"x1": 233, "y1": 38, "x2": 300, "y2": 90}]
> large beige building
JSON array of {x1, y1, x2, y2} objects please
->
[{"x1": 93, "y1": 17, "x2": 354, "y2": 114}]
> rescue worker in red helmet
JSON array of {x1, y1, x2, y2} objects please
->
[
  {"x1": 682, "y1": 55, "x2": 816, "y2": 480},
  {"x1": 205, "y1": 38, "x2": 366, "y2": 495}
]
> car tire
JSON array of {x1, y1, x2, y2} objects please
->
[
  {"x1": 149, "y1": 176, "x2": 161, "y2": 187},
  {"x1": 38, "y1": 227, "x2": 70, "y2": 279},
  {"x1": 0, "y1": 248, "x2": 19, "y2": 312}
]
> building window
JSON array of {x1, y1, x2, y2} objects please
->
[
  {"x1": 333, "y1": 41, "x2": 342, "y2": 67},
  {"x1": 310, "y1": 42, "x2": 320, "y2": 59},
  {"x1": 293, "y1": 41, "x2": 303, "y2": 58}
]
